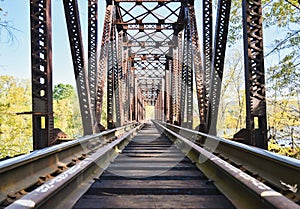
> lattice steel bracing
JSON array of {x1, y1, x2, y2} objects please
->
[
  {"x1": 107, "y1": 27, "x2": 116, "y2": 128},
  {"x1": 242, "y1": 0, "x2": 267, "y2": 148},
  {"x1": 208, "y1": 0, "x2": 232, "y2": 135},
  {"x1": 114, "y1": 31, "x2": 122, "y2": 127},
  {"x1": 179, "y1": 6, "x2": 193, "y2": 128},
  {"x1": 63, "y1": 0, "x2": 94, "y2": 135},
  {"x1": 174, "y1": 32, "x2": 183, "y2": 124},
  {"x1": 189, "y1": 5, "x2": 207, "y2": 131},
  {"x1": 30, "y1": 0, "x2": 54, "y2": 149},
  {"x1": 88, "y1": 0, "x2": 99, "y2": 132},
  {"x1": 96, "y1": 6, "x2": 114, "y2": 127},
  {"x1": 114, "y1": 0, "x2": 185, "y2": 120},
  {"x1": 203, "y1": 0, "x2": 213, "y2": 103}
]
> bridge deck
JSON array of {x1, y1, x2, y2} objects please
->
[{"x1": 73, "y1": 123, "x2": 235, "y2": 209}]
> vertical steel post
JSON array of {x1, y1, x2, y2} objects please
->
[
  {"x1": 107, "y1": 27, "x2": 115, "y2": 128},
  {"x1": 172, "y1": 47, "x2": 180, "y2": 125},
  {"x1": 168, "y1": 51, "x2": 174, "y2": 124},
  {"x1": 30, "y1": 0, "x2": 54, "y2": 149},
  {"x1": 186, "y1": 9, "x2": 193, "y2": 129},
  {"x1": 115, "y1": 31, "x2": 123, "y2": 126},
  {"x1": 242, "y1": 0, "x2": 268, "y2": 148}
]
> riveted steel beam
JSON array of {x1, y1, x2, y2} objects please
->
[
  {"x1": 63, "y1": 0, "x2": 94, "y2": 135},
  {"x1": 88, "y1": 0, "x2": 99, "y2": 132},
  {"x1": 241, "y1": 0, "x2": 267, "y2": 148},
  {"x1": 208, "y1": 0, "x2": 232, "y2": 135},
  {"x1": 30, "y1": 0, "x2": 54, "y2": 149},
  {"x1": 96, "y1": 6, "x2": 114, "y2": 129},
  {"x1": 189, "y1": 5, "x2": 207, "y2": 132},
  {"x1": 179, "y1": 6, "x2": 193, "y2": 129},
  {"x1": 203, "y1": 0, "x2": 213, "y2": 103}
]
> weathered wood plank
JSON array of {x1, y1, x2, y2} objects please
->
[{"x1": 74, "y1": 195, "x2": 235, "y2": 209}]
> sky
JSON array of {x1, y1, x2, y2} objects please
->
[
  {"x1": 0, "y1": 0, "x2": 106, "y2": 86},
  {"x1": 0, "y1": 0, "x2": 280, "y2": 87}
]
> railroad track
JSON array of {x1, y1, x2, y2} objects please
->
[
  {"x1": 73, "y1": 123, "x2": 234, "y2": 209},
  {"x1": 0, "y1": 121, "x2": 299, "y2": 209}
]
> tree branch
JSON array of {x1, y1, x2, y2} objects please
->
[{"x1": 265, "y1": 29, "x2": 300, "y2": 57}]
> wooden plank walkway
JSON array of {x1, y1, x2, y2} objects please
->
[{"x1": 73, "y1": 123, "x2": 235, "y2": 209}]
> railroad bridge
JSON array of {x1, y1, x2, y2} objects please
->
[{"x1": 0, "y1": 0, "x2": 300, "y2": 208}]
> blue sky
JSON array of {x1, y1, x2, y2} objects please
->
[
  {"x1": 0, "y1": 0, "x2": 106, "y2": 86},
  {"x1": 0, "y1": 0, "x2": 279, "y2": 87}
]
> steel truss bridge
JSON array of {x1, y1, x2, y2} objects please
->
[{"x1": 0, "y1": 0, "x2": 299, "y2": 209}]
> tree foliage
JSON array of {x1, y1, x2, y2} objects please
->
[
  {"x1": 224, "y1": 0, "x2": 300, "y2": 159},
  {"x1": 0, "y1": 76, "x2": 32, "y2": 158},
  {"x1": 54, "y1": 84, "x2": 74, "y2": 100},
  {"x1": 0, "y1": 79, "x2": 83, "y2": 159},
  {"x1": 53, "y1": 84, "x2": 83, "y2": 138}
]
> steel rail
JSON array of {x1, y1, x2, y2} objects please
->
[
  {"x1": 153, "y1": 120, "x2": 300, "y2": 209},
  {"x1": 155, "y1": 121, "x2": 300, "y2": 196},
  {"x1": 0, "y1": 123, "x2": 141, "y2": 207},
  {"x1": 4, "y1": 124, "x2": 142, "y2": 209}
]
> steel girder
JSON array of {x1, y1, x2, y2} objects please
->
[
  {"x1": 29, "y1": 0, "x2": 269, "y2": 150},
  {"x1": 115, "y1": 31, "x2": 123, "y2": 126},
  {"x1": 107, "y1": 23, "x2": 116, "y2": 128},
  {"x1": 30, "y1": 0, "x2": 54, "y2": 149},
  {"x1": 88, "y1": 0, "x2": 99, "y2": 132},
  {"x1": 172, "y1": 32, "x2": 183, "y2": 124},
  {"x1": 96, "y1": 6, "x2": 114, "y2": 128},
  {"x1": 106, "y1": 9, "x2": 122, "y2": 128},
  {"x1": 208, "y1": 0, "x2": 232, "y2": 135},
  {"x1": 63, "y1": 0, "x2": 94, "y2": 135},
  {"x1": 242, "y1": 0, "x2": 267, "y2": 148},
  {"x1": 189, "y1": 5, "x2": 207, "y2": 131},
  {"x1": 179, "y1": 6, "x2": 193, "y2": 128},
  {"x1": 115, "y1": 0, "x2": 184, "y2": 108},
  {"x1": 202, "y1": 0, "x2": 213, "y2": 105}
]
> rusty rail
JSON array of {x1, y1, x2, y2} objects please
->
[
  {"x1": 153, "y1": 120, "x2": 300, "y2": 209},
  {"x1": 0, "y1": 123, "x2": 142, "y2": 208}
]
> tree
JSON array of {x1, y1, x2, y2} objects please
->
[
  {"x1": 224, "y1": 0, "x2": 300, "y2": 158},
  {"x1": 218, "y1": 50, "x2": 246, "y2": 137},
  {"x1": 53, "y1": 84, "x2": 74, "y2": 100},
  {"x1": 0, "y1": 2, "x2": 17, "y2": 44},
  {"x1": 53, "y1": 84, "x2": 83, "y2": 138},
  {"x1": 264, "y1": 5, "x2": 300, "y2": 96},
  {"x1": 0, "y1": 76, "x2": 32, "y2": 158}
]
